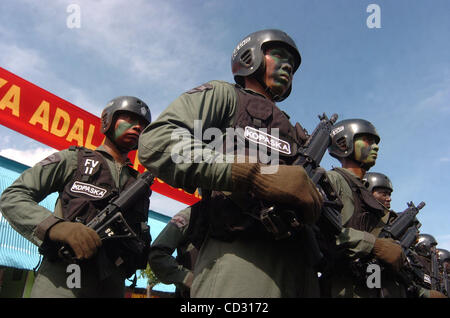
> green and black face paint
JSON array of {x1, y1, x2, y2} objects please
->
[
  {"x1": 113, "y1": 120, "x2": 139, "y2": 142},
  {"x1": 264, "y1": 47, "x2": 294, "y2": 96},
  {"x1": 353, "y1": 135, "x2": 379, "y2": 169}
]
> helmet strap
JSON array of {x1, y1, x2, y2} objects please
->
[
  {"x1": 254, "y1": 72, "x2": 281, "y2": 102},
  {"x1": 352, "y1": 154, "x2": 373, "y2": 172},
  {"x1": 108, "y1": 135, "x2": 134, "y2": 155},
  {"x1": 105, "y1": 126, "x2": 133, "y2": 155}
]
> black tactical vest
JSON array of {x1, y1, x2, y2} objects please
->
[
  {"x1": 228, "y1": 86, "x2": 308, "y2": 164},
  {"x1": 332, "y1": 167, "x2": 386, "y2": 233},
  {"x1": 60, "y1": 147, "x2": 148, "y2": 227},
  {"x1": 60, "y1": 146, "x2": 151, "y2": 277},
  {"x1": 188, "y1": 86, "x2": 309, "y2": 246},
  {"x1": 414, "y1": 254, "x2": 432, "y2": 288}
]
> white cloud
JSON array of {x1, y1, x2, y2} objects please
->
[
  {"x1": 1, "y1": 49, "x2": 103, "y2": 121},
  {"x1": 2, "y1": 0, "x2": 230, "y2": 118},
  {"x1": 63, "y1": 86, "x2": 101, "y2": 116},
  {"x1": 0, "y1": 42, "x2": 47, "y2": 81},
  {"x1": 416, "y1": 69, "x2": 450, "y2": 113},
  {"x1": 0, "y1": 144, "x2": 189, "y2": 217},
  {"x1": 0, "y1": 135, "x2": 11, "y2": 147},
  {"x1": 23, "y1": 0, "x2": 229, "y2": 92},
  {"x1": 418, "y1": 86, "x2": 450, "y2": 112},
  {"x1": 0, "y1": 147, "x2": 57, "y2": 167},
  {"x1": 0, "y1": 0, "x2": 219, "y2": 212}
]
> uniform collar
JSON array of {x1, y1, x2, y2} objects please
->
[
  {"x1": 237, "y1": 85, "x2": 288, "y2": 117},
  {"x1": 334, "y1": 167, "x2": 363, "y2": 181},
  {"x1": 236, "y1": 83, "x2": 270, "y2": 100},
  {"x1": 95, "y1": 144, "x2": 133, "y2": 167},
  {"x1": 344, "y1": 168, "x2": 361, "y2": 180},
  {"x1": 244, "y1": 88, "x2": 268, "y2": 99}
]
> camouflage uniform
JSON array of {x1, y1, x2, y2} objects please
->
[
  {"x1": 149, "y1": 207, "x2": 196, "y2": 298},
  {"x1": 0, "y1": 145, "x2": 145, "y2": 297},
  {"x1": 138, "y1": 80, "x2": 320, "y2": 297},
  {"x1": 325, "y1": 168, "x2": 407, "y2": 298}
]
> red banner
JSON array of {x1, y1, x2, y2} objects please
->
[{"x1": 0, "y1": 66, "x2": 200, "y2": 205}]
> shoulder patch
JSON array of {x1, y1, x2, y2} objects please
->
[
  {"x1": 186, "y1": 83, "x2": 213, "y2": 94},
  {"x1": 37, "y1": 152, "x2": 62, "y2": 166}
]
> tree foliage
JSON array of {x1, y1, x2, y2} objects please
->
[{"x1": 138, "y1": 264, "x2": 160, "y2": 287}]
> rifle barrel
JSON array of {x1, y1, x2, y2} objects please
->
[{"x1": 112, "y1": 171, "x2": 154, "y2": 210}]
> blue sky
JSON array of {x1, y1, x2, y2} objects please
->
[{"x1": 0, "y1": 0, "x2": 449, "y2": 250}]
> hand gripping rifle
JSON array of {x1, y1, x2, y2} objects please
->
[
  {"x1": 393, "y1": 203, "x2": 433, "y2": 295},
  {"x1": 440, "y1": 261, "x2": 449, "y2": 296},
  {"x1": 355, "y1": 201, "x2": 426, "y2": 296},
  {"x1": 430, "y1": 245, "x2": 441, "y2": 291},
  {"x1": 393, "y1": 225, "x2": 430, "y2": 297},
  {"x1": 293, "y1": 113, "x2": 343, "y2": 236},
  {"x1": 379, "y1": 201, "x2": 425, "y2": 241},
  {"x1": 59, "y1": 171, "x2": 154, "y2": 261},
  {"x1": 259, "y1": 113, "x2": 342, "y2": 269}
]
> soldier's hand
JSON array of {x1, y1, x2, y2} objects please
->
[
  {"x1": 232, "y1": 163, "x2": 323, "y2": 224},
  {"x1": 183, "y1": 271, "x2": 194, "y2": 289},
  {"x1": 429, "y1": 290, "x2": 448, "y2": 298},
  {"x1": 48, "y1": 221, "x2": 102, "y2": 259},
  {"x1": 373, "y1": 238, "x2": 405, "y2": 272}
]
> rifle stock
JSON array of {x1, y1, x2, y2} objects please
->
[{"x1": 431, "y1": 247, "x2": 440, "y2": 290}]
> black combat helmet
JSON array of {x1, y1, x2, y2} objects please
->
[
  {"x1": 101, "y1": 96, "x2": 151, "y2": 135},
  {"x1": 415, "y1": 233, "x2": 438, "y2": 258},
  {"x1": 101, "y1": 96, "x2": 151, "y2": 150},
  {"x1": 437, "y1": 248, "x2": 450, "y2": 263},
  {"x1": 363, "y1": 172, "x2": 393, "y2": 193},
  {"x1": 231, "y1": 29, "x2": 301, "y2": 102},
  {"x1": 328, "y1": 119, "x2": 380, "y2": 159}
]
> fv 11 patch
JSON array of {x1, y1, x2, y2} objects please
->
[{"x1": 83, "y1": 158, "x2": 100, "y2": 175}]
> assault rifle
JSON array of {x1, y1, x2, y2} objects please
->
[
  {"x1": 59, "y1": 171, "x2": 154, "y2": 261},
  {"x1": 354, "y1": 201, "x2": 426, "y2": 296},
  {"x1": 259, "y1": 113, "x2": 342, "y2": 269},
  {"x1": 395, "y1": 215, "x2": 431, "y2": 295},
  {"x1": 440, "y1": 261, "x2": 449, "y2": 296},
  {"x1": 400, "y1": 226, "x2": 427, "y2": 282},
  {"x1": 379, "y1": 201, "x2": 425, "y2": 241},
  {"x1": 294, "y1": 113, "x2": 343, "y2": 236},
  {"x1": 430, "y1": 245, "x2": 440, "y2": 291}
]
